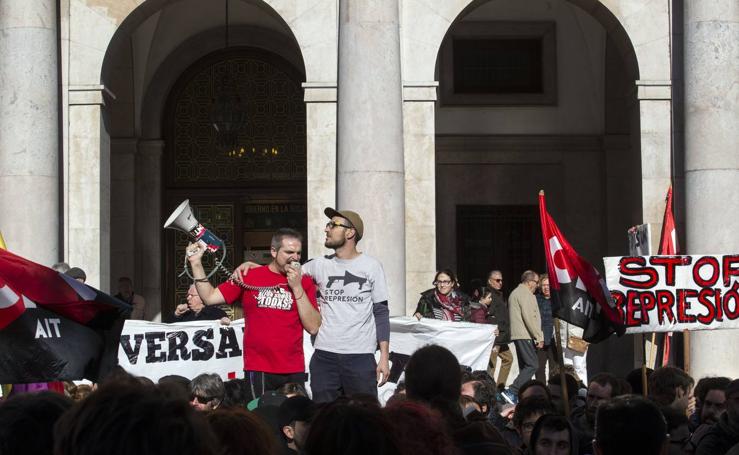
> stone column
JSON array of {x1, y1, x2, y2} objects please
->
[
  {"x1": 303, "y1": 83, "x2": 337, "y2": 259},
  {"x1": 403, "y1": 82, "x2": 437, "y2": 316},
  {"x1": 136, "y1": 140, "x2": 164, "y2": 321},
  {"x1": 636, "y1": 80, "x2": 673, "y2": 250},
  {"x1": 337, "y1": 0, "x2": 405, "y2": 316},
  {"x1": 67, "y1": 85, "x2": 113, "y2": 290},
  {"x1": 684, "y1": 0, "x2": 739, "y2": 378},
  {"x1": 0, "y1": 0, "x2": 59, "y2": 264}
]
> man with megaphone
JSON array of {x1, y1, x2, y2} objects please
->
[{"x1": 186, "y1": 228, "x2": 320, "y2": 401}]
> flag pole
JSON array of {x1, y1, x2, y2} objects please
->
[
  {"x1": 641, "y1": 333, "x2": 648, "y2": 397},
  {"x1": 554, "y1": 319, "x2": 571, "y2": 417},
  {"x1": 683, "y1": 330, "x2": 691, "y2": 374}
]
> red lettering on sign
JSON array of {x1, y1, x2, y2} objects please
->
[
  {"x1": 693, "y1": 256, "x2": 720, "y2": 287},
  {"x1": 650, "y1": 256, "x2": 688, "y2": 286},
  {"x1": 625, "y1": 291, "x2": 641, "y2": 327},
  {"x1": 696, "y1": 288, "x2": 717, "y2": 325},
  {"x1": 620, "y1": 257, "x2": 658, "y2": 289},
  {"x1": 723, "y1": 255, "x2": 739, "y2": 287},
  {"x1": 675, "y1": 289, "x2": 697, "y2": 323},
  {"x1": 724, "y1": 282, "x2": 739, "y2": 320},
  {"x1": 655, "y1": 290, "x2": 675, "y2": 325}
]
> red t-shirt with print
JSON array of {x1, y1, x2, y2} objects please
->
[{"x1": 218, "y1": 265, "x2": 318, "y2": 374}]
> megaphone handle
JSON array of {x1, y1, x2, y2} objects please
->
[{"x1": 179, "y1": 245, "x2": 229, "y2": 280}]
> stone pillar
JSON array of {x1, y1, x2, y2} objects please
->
[
  {"x1": 0, "y1": 0, "x2": 59, "y2": 263},
  {"x1": 110, "y1": 138, "x2": 138, "y2": 288},
  {"x1": 636, "y1": 80, "x2": 673, "y2": 249},
  {"x1": 403, "y1": 82, "x2": 437, "y2": 315},
  {"x1": 684, "y1": 0, "x2": 739, "y2": 378},
  {"x1": 303, "y1": 83, "x2": 337, "y2": 259},
  {"x1": 67, "y1": 85, "x2": 112, "y2": 290},
  {"x1": 136, "y1": 140, "x2": 164, "y2": 321},
  {"x1": 337, "y1": 0, "x2": 405, "y2": 316}
]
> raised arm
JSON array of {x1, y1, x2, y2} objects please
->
[{"x1": 186, "y1": 242, "x2": 227, "y2": 306}]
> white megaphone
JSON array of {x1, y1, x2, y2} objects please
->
[{"x1": 163, "y1": 199, "x2": 224, "y2": 253}]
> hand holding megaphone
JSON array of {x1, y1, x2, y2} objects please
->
[{"x1": 186, "y1": 242, "x2": 206, "y2": 262}]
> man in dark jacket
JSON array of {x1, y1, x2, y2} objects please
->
[
  {"x1": 535, "y1": 274, "x2": 557, "y2": 382},
  {"x1": 696, "y1": 379, "x2": 739, "y2": 455},
  {"x1": 482, "y1": 270, "x2": 512, "y2": 390},
  {"x1": 173, "y1": 285, "x2": 230, "y2": 323}
]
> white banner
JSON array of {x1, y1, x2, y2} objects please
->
[
  {"x1": 119, "y1": 317, "x2": 496, "y2": 395},
  {"x1": 604, "y1": 255, "x2": 739, "y2": 333}
]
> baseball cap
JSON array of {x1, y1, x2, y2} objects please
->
[
  {"x1": 278, "y1": 396, "x2": 316, "y2": 428},
  {"x1": 324, "y1": 207, "x2": 364, "y2": 240}
]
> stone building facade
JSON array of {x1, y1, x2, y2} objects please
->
[{"x1": 0, "y1": 0, "x2": 736, "y2": 379}]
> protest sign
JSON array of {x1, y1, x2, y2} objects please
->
[
  {"x1": 604, "y1": 255, "x2": 739, "y2": 333},
  {"x1": 119, "y1": 317, "x2": 496, "y2": 397}
]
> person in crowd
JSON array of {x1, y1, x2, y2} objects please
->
[
  {"x1": 548, "y1": 371, "x2": 582, "y2": 416},
  {"x1": 593, "y1": 395, "x2": 668, "y2": 455},
  {"x1": 504, "y1": 270, "x2": 544, "y2": 404},
  {"x1": 695, "y1": 379, "x2": 739, "y2": 455},
  {"x1": 570, "y1": 373, "x2": 625, "y2": 455},
  {"x1": 482, "y1": 269, "x2": 514, "y2": 390},
  {"x1": 277, "y1": 382, "x2": 308, "y2": 398},
  {"x1": 222, "y1": 379, "x2": 250, "y2": 409},
  {"x1": 278, "y1": 396, "x2": 316, "y2": 454},
  {"x1": 384, "y1": 400, "x2": 459, "y2": 455},
  {"x1": 303, "y1": 400, "x2": 401, "y2": 455},
  {"x1": 0, "y1": 391, "x2": 72, "y2": 455},
  {"x1": 173, "y1": 284, "x2": 230, "y2": 323},
  {"x1": 512, "y1": 396, "x2": 557, "y2": 453},
  {"x1": 65, "y1": 266, "x2": 87, "y2": 283},
  {"x1": 189, "y1": 373, "x2": 225, "y2": 411},
  {"x1": 158, "y1": 374, "x2": 191, "y2": 401},
  {"x1": 558, "y1": 317, "x2": 589, "y2": 384},
  {"x1": 626, "y1": 366, "x2": 653, "y2": 396},
  {"x1": 51, "y1": 261, "x2": 70, "y2": 273},
  {"x1": 460, "y1": 395, "x2": 484, "y2": 418},
  {"x1": 661, "y1": 406, "x2": 691, "y2": 455},
  {"x1": 519, "y1": 379, "x2": 553, "y2": 402},
  {"x1": 189, "y1": 228, "x2": 320, "y2": 400},
  {"x1": 536, "y1": 274, "x2": 557, "y2": 383},
  {"x1": 414, "y1": 269, "x2": 472, "y2": 321},
  {"x1": 529, "y1": 414, "x2": 577, "y2": 455},
  {"x1": 649, "y1": 366, "x2": 695, "y2": 415},
  {"x1": 207, "y1": 406, "x2": 280, "y2": 455},
  {"x1": 461, "y1": 376, "x2": 497, "y2": 417},
  {"x1": 115, "y1": 276, "x2": 147, "y2": 320},
  {"x1": 54, "y1": 380, "x2": 218, "y2": 455},
  {"x1": 404, "y1": 344, "x2": 508, "y2": 452},
  {"x1": 688, "y1": 376, "x2": 732, "y2": 450},
  {"x1": 233, "y1": 209, "x2": 390, "y2": 403}
]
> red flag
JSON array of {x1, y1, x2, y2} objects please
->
[
  {"x1": 0, "y1": 248, "x2": 129, "y2": 329},
  {"x1": 539, "y1": 191, "x2": 625, "y2": 342},
  {"x1": 658, "y1": 186, "x2": 679, "y2": 366}
]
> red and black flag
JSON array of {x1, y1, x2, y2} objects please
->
[
  {"x1": 0, "y1": 248, "x2": 131, "y2": 382},
  {"x1": 658, "y1": 186, "x2": 679, "y2": 366},
  {"x1": 539, "y1": 191, "x2": 625, "y2": 343}
]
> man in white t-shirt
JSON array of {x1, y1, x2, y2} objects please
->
[{"x1": 234, "y1": 208, "x2": 391, "y2": 402}]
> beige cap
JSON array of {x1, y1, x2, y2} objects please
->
[{"x1": 324, "y1": 207, "x2": 364, "y2": 240}]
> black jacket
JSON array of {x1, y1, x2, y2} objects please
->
[
  {"x1": 174, "y1": 305, "x2": 227, "y2": 322},
  {"x1": 414, "y1": 289, "x2": 471, "y2": 321},
  {"x1": 695, "y1": 412, "x2": 739, "y2": 455},
  {"x1": 486, "y1": 288, "x2": 510, "y2": 344}
]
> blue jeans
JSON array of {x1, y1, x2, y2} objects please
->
[{"x1": 309, "y1": 349, "x2": 377, "y2": 403}]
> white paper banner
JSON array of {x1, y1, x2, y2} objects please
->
[
  {"x1": 119, "y1": 316, "x2": 497, "y2": 401},
  {"x1": 604, "y1": 255, "x2": 739, "y2": 333}
]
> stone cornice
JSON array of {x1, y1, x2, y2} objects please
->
[{"x1": 68, "y1": 84, "x2": 115, "y2": 106}]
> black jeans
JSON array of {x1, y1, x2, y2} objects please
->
[
  {"x1": 309, "y1": 349, "x2": 377, "y2": 403},
  {"x1": 244, "y1": 370, "x2": 308, "y2": 401},
  {"x1": 511, "y1": 339, "x2": 539, "y2": 394},
  {"x1": 536, "y1": 342, "x2": 558, "y2": 383}
]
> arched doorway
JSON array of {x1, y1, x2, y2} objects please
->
[{"x1": 162, "y1": 47, "x2": 307, "y2": 319}]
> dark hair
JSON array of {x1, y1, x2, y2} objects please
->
[
  {"x1": 513, "y1": 396, "x2": 556, "y2": 429},
  {"x1": 590, "y1": 373, "x2": 623, "y2": 398},
  {"x1": 462, "y1": 379, "x2": 497, "y2": 413},
  {"x1": 648, "y1": 367, "x2": 694, "y2": 407},
  {"x1": 660, "y1": 405, "x2": 689, "y2": 431},
  {"x1": 529, "y1": 414, "x2": 573, "y2": 455},
  {"x1": 303, "y1": 401, "x2": 401, "y2": 455},
  {"x1": 595, "y1": 395, "x2": 667, "y2": 455},
  {"x1": 433, "y1": 269, "x2": 458, "y2": 287},
  {"x1": 271, "y1": 228, "x2": 303, "y2": 251},
  {"x1": 548, "y1": 372, "x2": 579, "y2": 400},
  {"x1": 54, "y1": 381, "x2": 218, "y2": 455},
  {"x1": 222, "y1": 379, "x2": 250, "y2": 409},
  {"x1": 190, "y1": 373, "x2": 225, "y2": 407},
  {"x1": 384, "y1": 401, "x2": 456, "y2": 455},
  {"x1": 405, "y1": 345, "x2": 464, "y2": 428},
  {"x1": 626, "y1": 367, "x2": 653, "y2": 396},
  {"x1": 207, "y1": 407, "x2": 279, "y2": 455},
  {"x1": 0, "y1": 391, "x2": 72, "y2": 455},
  {"x1": 694, "y1": 376, "x2": 731, "y2": 403},
  {"x1": 277, "y1": 382, "x2": 307, "y2": 398},
  {"x1": 519, "y1": 379, "x2": 552, "y2": 401}
]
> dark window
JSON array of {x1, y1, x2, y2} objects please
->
[{"x1": 453, "y1": 38, "x2": 543, "y2": 94}]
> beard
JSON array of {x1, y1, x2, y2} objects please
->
[{"x1": 324, "y1": 236, "x2": 345, "y2": 249}]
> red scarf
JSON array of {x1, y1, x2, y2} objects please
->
[{"x1": 436, "y1": 290, "x2": 464, "y2": 321}]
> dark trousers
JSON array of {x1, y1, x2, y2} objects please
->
[
  {"x1": 511, "y1": 339, "x2": 538, "y2": 394},
  {"x1": 536, "y1": 342, "x2": 558, "y2": 383},
  {"x1": 309, "y1": 349, "x2": 377, "y2": 403},
  {"x1": 244, "y1": 370, "x2": 307, "y2": 401}
]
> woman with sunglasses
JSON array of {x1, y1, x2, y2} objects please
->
[{"x1": 413, "y1": 269, "x2": 472, "y2": 322}]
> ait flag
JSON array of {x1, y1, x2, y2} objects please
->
[
  {"x1": 659, "y1": 186, "x2": 679, "y2": 366},
  {"x1": 539, "y1": 191, "x2": 625, "y2": 343},
  {"x1": 0, "y1": 248, "x2": 131, "y2": 382}
]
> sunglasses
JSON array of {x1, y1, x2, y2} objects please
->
[
  {"x1": 190, "y1": 394, "x2": 214, "y2": 404},
  {"x1": 326, "y1": 221, "x2": 353, "y2": 230},
  {"x1": 491, "y1": 279, "x2": 503, "y2": 283}
]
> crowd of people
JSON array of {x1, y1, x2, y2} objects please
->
[{"x1": 2, "y1": 207, "x2": 738, "y2": 454}]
